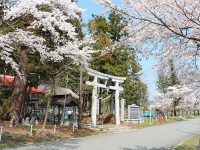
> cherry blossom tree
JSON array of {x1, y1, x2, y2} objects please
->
[
  {"x1": 93, "y1": 0, "x2": 200, "y2": 88},
  {"x1": 154, "y1": 85, "x2": 199, "y2": 116},
  {"x1": 0, "y1": 0, "x2": 94, "y2": 126},
  {"x1": 93, "y1": 0, "x2": 200, "y2": 57},
  {"x1": 154, "y1": 92, "x2": 173, "y2": 116}
]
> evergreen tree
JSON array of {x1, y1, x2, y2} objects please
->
[
  {"x1": 88, "y1": 11, "x2": 148, "y2": 107},
  {"x1": 157, "y1": 59, "x2": 180, "y2": 93},
  {"x1": 168, "y1": 59, "x2": 180, "y2": 86},
  {"x1": 156, "y1": 67, "x2": 169, "y2": 93},
  {"x1": 156, "y1": 60, "x2": 180, "y2": 116}
]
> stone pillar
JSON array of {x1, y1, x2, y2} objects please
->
[
  {"x1": 92, "y1": 77, "x2": 98, "y2": 127},
  {"x1": 120, "y1": 99, "x2": 125, "y2": 121},
  {"x1": 115, "y1": 82, "x2": 120, "y2": 125}
]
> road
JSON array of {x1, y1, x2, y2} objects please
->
[{"x1": 4, "y1": 118, "x2": 200, "y2": 150}]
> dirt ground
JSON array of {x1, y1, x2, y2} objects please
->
[
  {"x1": 0, "y1": 113, "x2": 128, "y2": 148},
  {"x1": 82, "y1": 113, "x2": 116, "y2": 124},
  {"x1": 0, "y1": 123, "x2": 97, "y2": 148}
]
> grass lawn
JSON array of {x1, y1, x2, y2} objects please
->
[
  {"x1": 174, "y1": 136, "x2": 200, "y2": 150},
  {"x1": 125, "y1": 117, "x2": 178, "y2": 129},
  {"x1": 124, "y1": 116, "x2": 200, "y2": 131}
]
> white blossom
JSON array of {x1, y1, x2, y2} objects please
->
[
  {"x1": 0, "y1": 0, "x2": 95, "y2": 76},
  {"x1": 93, "y1": 0, "x2": 200, "y2": 89},
  {"x1": 154, "y1": 85, "x2": 199, "y2": 111}
]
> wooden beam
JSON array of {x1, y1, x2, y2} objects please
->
[
  {"x1": 86, "y1": 81, "x2": 123, "y2": 91},
  {"x1": 85, "y1": 67, "x2": 126, "y2": 82}
]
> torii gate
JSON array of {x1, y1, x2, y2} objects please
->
[{"x1": 85, "y1": 68, "x2": 126, "y2": 127}]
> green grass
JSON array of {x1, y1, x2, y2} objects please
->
[
  {"x1": 174, "y1": 136, "x2": 200, "y2": 150},
  {"x1": 125, "y1": 116, "x2": 200, "y2": 130}
]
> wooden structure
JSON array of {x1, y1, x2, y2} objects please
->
[
  {"x1": 38, "y1": 84, "x2": 79, "y2": 124},
  {"x1": 51, "y1": 94, "x2": 79, "y2": 107},
  {"x1": 85, "y1": 67, "x2": 126, "y2": 127}
]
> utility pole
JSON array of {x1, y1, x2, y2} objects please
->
[
  {"x1": 78, "y1": 64, "x2": 83, "y2": 130},
  {"x1": 140, "y1": 87, "x2": 142, "y2": 110}
]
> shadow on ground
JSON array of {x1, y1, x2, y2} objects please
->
[
  {"x1": 6, "y1": 139, "x2": 83, "y2": 150},
  {"x1": 121, "y1": 145, "x2": 173, "y2": 150}
]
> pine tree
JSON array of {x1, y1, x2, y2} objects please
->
[
  {"x1": 88, "y1": 11, "x2": 148, "y2": 107},
  {"x1": 157, "y1": 59, "x2": 180, "y2": 93},
  {"x1": 156, "y1": 68, "x2": 169, "y2": 93},
  {"x1": 168, "y1": 59, "x2": 180, "y2": 86},
  {"x1": 156, "y1": 59, "x2": 180, "y2": 116}
]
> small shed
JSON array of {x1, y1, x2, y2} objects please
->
[
  {"x1": 38, "y1": 84, "x2": 79, "y2": 123},
  {"x1": 38, "y1": 84, "x2": 79, "y2": 106},
  {"x1": 51, "y1": 87, "x2": 79, "y2": 107}
]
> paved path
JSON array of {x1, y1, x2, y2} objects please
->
[{"x1": 4, "y1": 118, "x2": 200, "y2": 150}]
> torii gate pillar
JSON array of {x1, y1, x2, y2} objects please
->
[
  {"x1": 115, "y1": 82, "x2": 120, "y2": 125},
  {"x1": 91, "y1": 76, "x2": 98, "y2": 127}
]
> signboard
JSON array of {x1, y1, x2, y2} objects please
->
[{"x1": 128, "y1": 104, "x2": 140, "y2": 119}]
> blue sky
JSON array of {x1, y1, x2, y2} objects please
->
[{"x1": 78, "y1": 0, "x2": 157, "y2": 101}]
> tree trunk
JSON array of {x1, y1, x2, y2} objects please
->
[
  {"x1": 78, "y1": 65, "x2": 83, "y2": 130},
  {"x1": 9, "y1": 45, "x2": 30, "y2": 127},
  {"x1": 173, "y1": 105, "x2": 177, "y2": 117},
  {"x1": 10, "y1": 72, "x2": 28, "y2": 127},
  {"x1": 42, "y1": 96, "x2": 50, "y2": 129},
  {"x1": 43, "y1": 80, "x2": 55, "y2": 130}
]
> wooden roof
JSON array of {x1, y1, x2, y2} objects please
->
[{"x1": 51, "y1": 94, "x2": 79, "y2": 107}]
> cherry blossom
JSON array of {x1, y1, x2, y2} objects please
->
[
  {"x1": 0, "y1": 0, "x2": 94, "y2": 76},
  {"x1": 154, "y1": 85, "x2": 199, "y2": 111},
  {"x1": 93, "y1": 0, "x2": 200, "y2": 90}
]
